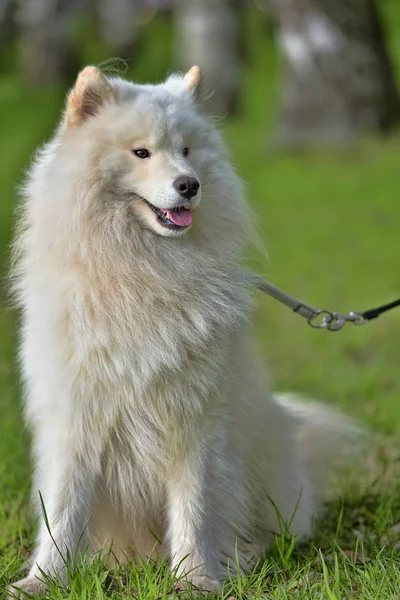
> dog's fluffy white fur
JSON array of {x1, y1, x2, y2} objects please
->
[{"x1": 10, "y1": 66, "x2": 355, "y2": 596}]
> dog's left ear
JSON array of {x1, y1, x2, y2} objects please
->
[
  {"x1": 183, "y1": 65, "x2": 201, "y2": 99},
  {"x1": 64, "y1": 66, "x2": 116, "y2": 129}
]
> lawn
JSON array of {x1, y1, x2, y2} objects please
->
[{"x1": 1, "y1": 3, "x2": 400, "y2": 599}]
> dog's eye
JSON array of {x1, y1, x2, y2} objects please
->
[
  {"x1": 133, "y1": 149, "x2": 150, "y2": 159},
  {"x1": 183, "y1": 147, "x2": 190, "y2": 157}
]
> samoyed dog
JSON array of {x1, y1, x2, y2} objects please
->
[{"x1": 10, "y1": 66, "x2": 356, "y2": 596}]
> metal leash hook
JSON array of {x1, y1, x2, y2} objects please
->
[
  {"x1": 307, "y1": 310, "x2": 338, "y2": 330},
  {"x1": 307, "y1": 309, "x2": 368, "y2": 331}
]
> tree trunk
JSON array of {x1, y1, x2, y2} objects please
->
[
  {"x1": 15, "y1": 0, "x2": 77, "y2": 84},
  {"x1": 0, "y1": 0, "x2": 15, "y2": 51},
  {"x1": 94, "y1": 0, "x2": 138, "y2": 59},
  {"x1": 173, "y1": 0, "x2": 245, "y2": 116},
  {"x1": 271, "y1": 0, "x2": 400, "y2": 149}
]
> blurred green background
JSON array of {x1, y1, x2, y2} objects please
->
[{"x1": 1, "y1": 0, "x2": 400, "y2": 594}]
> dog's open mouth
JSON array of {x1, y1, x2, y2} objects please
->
[{"x1": 143, "y1": 199, "x2": 193, "y2": 229}]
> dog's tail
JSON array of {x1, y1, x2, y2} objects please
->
[{"x1": 276, "y1": 393, "x2": 364, "y2": 497}]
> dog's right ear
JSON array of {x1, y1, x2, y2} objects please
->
[{"x1": 64, "y1": 66, "x2": 115, "y2": 129}]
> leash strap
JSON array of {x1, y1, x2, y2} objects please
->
[
  {"x1": 361, "y1": 298, "x2": 400, "y2": 321},
  {"x1": 246, "y1": 271, "x2": 400, "y2": 332}
]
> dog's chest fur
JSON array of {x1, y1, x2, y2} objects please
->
[{"x1": 22, "y1": 246, "x2": 249, "y2": 429}]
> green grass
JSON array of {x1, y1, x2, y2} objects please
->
[{"x1": 2, "y1": 3, "x2": 400, "y2": 598}]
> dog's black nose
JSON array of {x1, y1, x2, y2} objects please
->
[{"x1": 173, "y1": 175, "x2": 200, "y2": 200}]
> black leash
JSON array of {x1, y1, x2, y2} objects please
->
[
  {"x1": 360, "y1": 298, "x2": 400, "y2": 322},
  {"x1": 246, "y1": 271, "x2": 400, "y2": 332}
]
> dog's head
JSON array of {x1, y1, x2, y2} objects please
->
[{"x1": 58, "y1": 65, "x2": 241, "y2": 242}]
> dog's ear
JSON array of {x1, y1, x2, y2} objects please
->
[
  {"x1": 64, "y1": 66, "x2": 115, "y2": 128},
  {"x1": 183, "y1": 66, "x2": 201, "y2": 99}
]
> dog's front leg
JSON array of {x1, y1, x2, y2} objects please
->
[
  {"x1": 8, "y1": 426, "x2": 103, "y2": 598},
  {"x1": 167, "y1": 431, "x2": 243, "y2": 594}
]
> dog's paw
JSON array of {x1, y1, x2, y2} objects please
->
[
  {"x1": 184, "y1": 574, "x2": 222, "y2": 595},
  {"x1": 7, "y1": 576, "x2": 46, "y2": 599}
]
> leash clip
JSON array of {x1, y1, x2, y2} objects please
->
[
  {"x1": 348, "y1": 311, "x2": 369, "y2": 326},
  {"x1": 308, "y1": 310, "x2": 368, "y2": 331},
  {"x1": 308, "y1": 310, "x2": 343, "y2": 330}
]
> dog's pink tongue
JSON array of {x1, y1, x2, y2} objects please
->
[{"x1": 165, "y1": 209, "x2": 193, "y2": 227}]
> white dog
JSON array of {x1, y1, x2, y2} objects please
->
[{"x1": 10, "y1": 65, "x2": 356, "y2": 596}]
